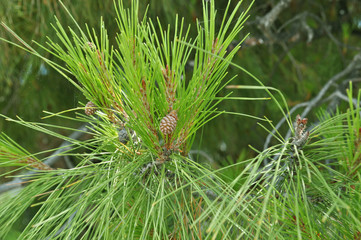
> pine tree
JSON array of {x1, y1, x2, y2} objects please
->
[{"x1": 1, "y1": 0, "x2": 360, "y2": 239}]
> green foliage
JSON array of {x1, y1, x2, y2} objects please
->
[
  {"x1": 199, "y1": 85, "x2": 361, "y2": 239},
  {"x1": 0, "y1": 0, "x2": 361, "y2": 239},
  {"x1": 0, "y1": 0, "x2": 258, "y2": 238},
  {"x1": 30, "y1": 0, "x2": 253, "y2": 161}
]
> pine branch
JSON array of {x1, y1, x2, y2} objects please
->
[
  {"x1": 0, "y1": 124, "x2": 87, "y2": 194},
  {"x1": 264, "y1": 51, "x2": 361, "y2": 151}
]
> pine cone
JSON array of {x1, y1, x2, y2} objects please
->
[
  {"x1": 160, "y1": 110, "x2": 178, "y2": 135},
  {"x1": 86, "y1": 41, "x2": 96, "y2": 51},
  {"x1": 85, "y1": 101, "x2": 97, "y2": 116},
  {"x1": 118, "y1": 127, "x2": 136, "y2": 144},
  {"x1": 291, "y1": 114, "x2": 309, "y2": 147}
]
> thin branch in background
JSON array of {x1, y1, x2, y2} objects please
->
[
  {"x1": 328, "y1": 78, "x2": 361, "y2": 110},
  {"x1": 64, "y1": 155, "x2": 75, "y2": 169},
  {"x1": 258, "y1": 0, "x2": 292, "y2": 39},
  {"x1": 306, "y1": 12, "x2": 361, "y2": 51}
]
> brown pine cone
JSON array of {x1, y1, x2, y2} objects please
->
[
  {"x1": 160, "y1": 110, "x2": 178, "y2": 135},
  {"x1": 85, "y1": 101, "x2": 97, "y2": 116},
  {"x1": 291, "y1": 114, "x2": 309, "y2": 147}
]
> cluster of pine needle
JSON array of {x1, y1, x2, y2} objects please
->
[{"x1": 0, "y1": 0, "x2": 360, "y2": 239}]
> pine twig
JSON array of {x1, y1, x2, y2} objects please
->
[
  {"x1": 0, "y1": 125, "x2": 88, "y2": 194},
  {"x1": 264, "y1": 51, "x2": 361, "y2": 152}
]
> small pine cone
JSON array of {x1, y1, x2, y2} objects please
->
[
  {"x1": 87, "y1": 41, "x2": 96, "y2": 51},
  {"x1": 160, "y1": 111, "x2": 178, "y2": 135},
  {"x1": 118, "y1": 127, "x2": 131, "y2": 144},
  {"x1": 291, "y1": 114, "x2": 309, "y2": 148},
  {"x1": 85, "y1": 101, "x2": 97, "y2": 116}
]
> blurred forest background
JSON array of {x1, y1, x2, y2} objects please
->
[{"x1": 1, "y1": 0, "x2": 360, "y2": 167}]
